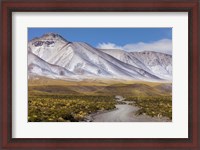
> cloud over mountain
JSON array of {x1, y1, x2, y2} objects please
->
[{"x1": 97, "y1": 39, "x2": 172, "y2": 55}]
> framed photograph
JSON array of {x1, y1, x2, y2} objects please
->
[{"x1": 1, "y1": 0, "x2": 199, "y2": 149}]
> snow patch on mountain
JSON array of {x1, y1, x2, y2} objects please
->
[{"x1": 28, "y1": 51, "x2": 74, "y2": 78}]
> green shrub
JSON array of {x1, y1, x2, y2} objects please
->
[
  {"x1": 126, "y1": 96, "x2": 172, "y2": 119},
  {"x1": 28, "y1": 95, "x2": 116, "y2": 122}
]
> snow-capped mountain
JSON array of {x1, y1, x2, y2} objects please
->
[
  {"x1": 100, "y1": 49, "x2": 153, "y2": 72},
  {"x1": 28, "y1": 33, "x2": 172, "y2": 81},
  {"x1": 130, "y1": 51, "x2": 172, "y2": 80},
  {"x1": 28, "y1": 51, "x2": 74, "y2": 78},
  {"x1": 101, "y1": 49, "x2": 172, "y2": 80}
]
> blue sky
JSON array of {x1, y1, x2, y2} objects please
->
[{"x1": 28, "y1": 28, "x2": 172, "y2": 54}]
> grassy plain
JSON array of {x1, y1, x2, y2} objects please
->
[{"x1": 28, "y1": 77, "x2": 172, "y2": 122}]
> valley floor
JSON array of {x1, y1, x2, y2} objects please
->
[{"x1": 28, "y1": 78, "x2": 172, "y2": 122}]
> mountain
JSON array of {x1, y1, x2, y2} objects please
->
[
  {"x1": 28, "y1": 51, "x2": 74, "y2": 79},
  {"x1": 28, "y1": 33, "x2": 171, "y2": 81},
  {"x1": 101, "y1": 49, "x2": 172, "y2": 80},
  {"x1": 100, "y1": 49, "x2": 153, "y2": 72},
  {"x1": 130, "y1": 51, "x2": 172, "y2": 80}
]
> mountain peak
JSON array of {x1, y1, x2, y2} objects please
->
[
  {"x1": 42, "y1": 32, "x2": 60, "y2": 37},
  {"x1": 41, "y1": 32, "x2": 68, "y2": 42}
]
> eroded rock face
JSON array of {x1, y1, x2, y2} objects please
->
[
  {"x1": 33, "y1": 41, "x2": 44, "y2": 47},
  {"x1": 32, "y1": 41, "x2": 55, "y2": 47}
]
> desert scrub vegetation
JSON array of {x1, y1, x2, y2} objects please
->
[
  {"x1": 28, "y1": 95, "x2": 116, "y2": 122},
  {"x1": 126, "y1": 96, "x2": 172, "y2": 120}
]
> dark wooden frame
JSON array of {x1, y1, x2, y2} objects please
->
[{"x1": 1, "y1": 0, "x2": 199, "y2": 149}]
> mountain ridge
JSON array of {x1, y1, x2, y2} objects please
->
[{"x1": 28, "y1": 33, "x2": 172, "y2": 81}]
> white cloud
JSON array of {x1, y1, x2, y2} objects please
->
[
  {"x1": 97, "y1": 39, "x2": 172, "y2": 55},
  {"x1": 96, "y1": 42, "x2": 123, "y2": 50}
]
